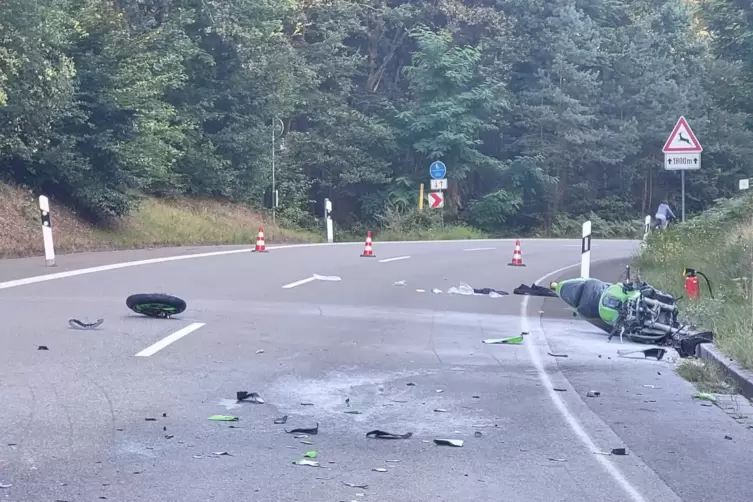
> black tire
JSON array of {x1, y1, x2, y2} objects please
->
[{"x1": 126, "y1": 293, "x2": 187, "y2": 318}]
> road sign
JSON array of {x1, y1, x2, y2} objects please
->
[
  {"x1": 429, "y1": 161, "x2": 446, "y2": 180},
  {"x1": 740, "y1": 179, "x2": 750, "y2": 190},
  {"x1": 429, "y1": 191, "x2": 444, "y2": 209},
  {"x1": 662, "y1": 116, "x2": 703, "y2": 153},
  {"x1": 664, "y1": 152, "x2": 701, "y2": 170},
  {"x1": 430, "y1": 178, "x2": 448, "y2": 190}
]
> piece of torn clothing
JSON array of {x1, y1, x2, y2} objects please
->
[
  {"x1": 513, "y1": 284, "x2": 558, "y2": 297},
  {"x1": 473, "y1": 288, "x2": 509, "y2": 296}
]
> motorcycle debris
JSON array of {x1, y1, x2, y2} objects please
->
[
  {"x1": 548, "y1": 352, "x2": 568, "y2": 358},
  {"x1": 372, "y1": 468, "x2": 388, "y2": 472},
  {"x1": 274, "y1": 415, "x2": 288, "y2": 425},
  {"x1": 433, "y1": 439, "x2": 463, "y2": 447},
  {"x1": 343, "y1": 482, "x2": 369, "y2": 489},
  {"x1": 586, "y1": 391, "x2": 600, "y2": 398},
  {"x1": 207, "y1": 415, "x2": 239, "y2": 421},
  {"x1": 366, "y1": 430, "x2": 413, "y2": 440},
  {"x1": 293, "y1": 459, "x2": 320, "y2": 467},
  {"x1": 483, "y1": 336, "x2": 523, "y2": 345},
  {"x1": 286, "y1": 424, "x2": 319, "y2": 435},
  {"x1": 236, "y1": 391, "x2": 264, "y2": 404},
  {"x1": 68, "y1": 318, "x2": 105, "y2": 330}
]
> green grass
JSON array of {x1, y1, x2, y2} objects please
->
[
  {"x1": 633, "y1": 195, "x2": 753, "y2": 370},
  {"x1": 676, "y1": 358, "x2": 738, "y2": 394}
]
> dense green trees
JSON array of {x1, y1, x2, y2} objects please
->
[{"x1": 1, "y1": 0, "x2": 752, "y2": 233}]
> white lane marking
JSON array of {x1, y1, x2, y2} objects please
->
[
  {"x1": 378, "y1": 255, "x2": 411, "y2": 263},
  {"x1": 520, "y1": 260, "x2": 646, "y2": 502},
  {"x1": 464, "y1": 247, "x2": 496, "y2": 252},
  {"x1": 135, "y1": 322, "x2": 205, "y2": 357},
  {"x1": 282, "y1": 276, "x2": 317, "y2": 289},
  {"x1": 0, "y1": 238, "x2": 639, "y2": 292}
]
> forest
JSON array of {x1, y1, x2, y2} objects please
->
[{"x1": 2, "y1": 0, "x2": 753, "y2": 235}]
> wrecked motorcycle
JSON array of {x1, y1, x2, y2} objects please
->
[{"x1": 549, "y1": 277, "x2": 713, "y2": 358}]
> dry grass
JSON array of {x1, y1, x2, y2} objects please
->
[
  {"x1": 676, "y1": 358, "x2": 737, "y2": 394},
  {"x1": 0, "y1": 183, "x2": 322, "y2": 258}
]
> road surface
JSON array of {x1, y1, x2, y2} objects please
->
[{"x1": 1, "y1": 239, "x2": 752, "y2": 502}]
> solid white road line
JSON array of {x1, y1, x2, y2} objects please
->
[
  {"x1": 282, "y1": 276, "x2": 317, "y2": 289},
  {"x1": 519, "y1": 260, "x2": 646, "y2": 502},
  {"x1": 464, "y1": 247, "x2": 496, "y2": 252},
  {"x1": 378, "y1": 255, "x2": 411, "y2": 263},
  {"x1": 135, "y1": 322, "x2": 205, "y2": 357}
]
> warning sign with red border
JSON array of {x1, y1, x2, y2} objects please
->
[{"x1": 662, "y1": 116, "x2": 703, "y2": 153}]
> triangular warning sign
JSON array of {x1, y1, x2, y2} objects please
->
[{"x1": 662, "y1": 116, "x2": 703, "y2": 153}]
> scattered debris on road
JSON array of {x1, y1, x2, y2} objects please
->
[
  {"x1": 482, "y1": 335, "x2": 523, "y2": 345},
  {"x1": 433, "y1": 408, "x2": 448, "y2": 413},
  {"x1": 304, "y1": 451, "x2": 317, "y2": 458},
  {"x1": 344, "y1": 410, "x2": 362, "y2": 415},
  {"x1": 300, "y1": 402, "x2": 314, "y2": 406},
  {"x1": 207, "y1": 415, "x2": 239, "y2": 421},
  {"x1": 433, "y1": 439, "x2": 463, "y2": 447},
  {"x1": 236, "y1": 391, "x2": 264, "y2": 404},
  {"x1": 274, "y1": 415, "x2": 288, "y2": 424},
  {"x1": 286, "y1": 424, "x2": 319, "y2": 435},
  {"x1": 548, "y1": 352, "x2": 568, "y2": 358},
  {"x1": 393, "y1": 280, "x2": 407, "y2": 287},
  {"x1": 372, "y1": 468, "x2": 388, "y2": 472},
  {"x1": 0, "y1": 483, "x2": 11, "y2": 489},
  {"x1": 37, "y1": 345, "x2": 49, "y2": 351},
  {"x1": 366, "y1": 430, "x2": 413, "y2": 440},
  {"x1": 474, "y1": 431, "x2": 483, "y2": 438},
  {"x1": 126, "y1": 293, "x2": 187, "y2": 319},
  {"x1": 548, "y1": 457, "x2": 567, "y2": 462},
  {"x1": 586, "y1": 390, "x2": 601, "y2": 398},
  {"x1": 256, "y1": 349, "x2": 264, "y2": 354},
  {"x1": 725, "y1": 435, "x2": 733, "y2": 440},
  {"x1": 68, "y1": 318, "x2": 105, "y2": 330},
  {"x1": 211, "y1": 451, "x2": 233, "y2": 457},
  {"x1": 343, "y1": 482, "x2": 369, "y2": 489},
  {"x1": 293, "y1": 459, "x2": 320, "y2": 467},
  {"x1": 617, "y1": 348, "x2": 667, "y2": 360},
  {"x1": 611, "y1": 448, "x2": 627, "y2": 455},
  {"x1": 513, "y1": 284, "x2": 558, "y2": 297}
]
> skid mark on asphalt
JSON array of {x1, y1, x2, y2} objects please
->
[{"x1": 135, "y1": 322, "x2": 205, "y2": 357}]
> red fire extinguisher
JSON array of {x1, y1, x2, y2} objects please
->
[{"x1": 684, "y1": 268, "x2": 700, "y2": 301}]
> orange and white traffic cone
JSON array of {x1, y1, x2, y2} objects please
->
[
  {"x1": 361, "y1": 231, "x2": 375, "y2": 258},
  {"x1": 253, "y1": 226, "x2": 267, "y2": 253},
  {"x1": 508, "y1": 239, "x2": 525, "y2": 267}
]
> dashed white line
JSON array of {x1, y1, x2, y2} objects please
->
[
  {"x1": 520, "y1": 260, "x2": 646, "y2": 502},
  {"x1": 464, "y1": 247, "x2": 496, "y2": 252},
  {"x1": 135, "y1": 322, "x2": 205, "y2": 357},
  {"x1": 282, "y1": 276, "x2": 317, "y2": 289},
  {"x1": 378, "y1": 255, "x2": 411, "y2": 263}
]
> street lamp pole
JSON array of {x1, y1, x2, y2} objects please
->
[{"x1": 271, "y1": 116, "x2": 284, "y2": 225}]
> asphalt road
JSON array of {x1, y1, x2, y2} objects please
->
[{"x1": 1, "y1": 238, "x2": 752, "y2": 502}]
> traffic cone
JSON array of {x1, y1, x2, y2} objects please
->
[
  {"x1": 253, "y1": 226, "x2": 267, "y2": 253},
  {"x1": 508, "y1": 239, "x2": 525, "y2": 267},
  {"x1": 361, "y1": 231, "x2": 376, "y2": 258}
]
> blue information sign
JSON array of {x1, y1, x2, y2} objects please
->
[{"x1": 429, "y1": 161, "x2": 446, "y2": 180}]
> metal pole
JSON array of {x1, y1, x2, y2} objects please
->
[
  {"x1": 681, "y1": 170, "x2": 686, "y2": 222},
  {"x1": 271, "y1": 120, "x2": 276, "y2": 226}
]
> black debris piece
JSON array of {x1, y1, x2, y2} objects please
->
[
  {"x1": 433, "y1": 439, "x2": 463, "y2": 447},
  {"x1": 618, "y1": 348, "x2": 667, "y2": 360},
  {"x1": 473, "y1": 288, "x2": 509, "y2": 296},
  {"x1": 38, "y1": 345, "x2": 49, "y2": 351},
  {"x1": 406, "y1": 383, "x2": 416, "y2": 387},
  {"x1": 145, "y1": 418, "x2": 157, "y2": 422},
  {"x1": 611, "y1": 448, "x2": 627, "y2": 456},
  {"x1": 285, "y1": 423, "x2": 319, "y2": 435},
  {"x1": 474, "y1": 431, "x2": 483, "y2": 438},
  {"x1": 513, "y1": 284, "x2": 558, "y2": 297},
  {"x1": 725, "y1": 435, "x2": 733, "y2": 440},
  {"x1": 586, "y1": 391, "x2": 600, "y2": 398},
  {"x1": 68, "y1": 318, "x2": 105, "y2": 330},
  {"x1": 162, "y1": 413, "x2": 167, "y2": 417},
  {"x1": 366, "y1": 430, "x2": 413, "y2": 440},
  {"x1": 343, "y1": 482, "x2": 369, "y2": 489},
  {"x1": 553, "y1": 388, "x2": 567, "y2": 392},
  {"x1": 236, "y1": 391, "x2": 264, "y2": 404},
  {"x1": 274, "y1": 415, "x2": 288, "y2": 425},
  {"x1": 548, "y1": 352, "x2": 568, "y2": 358},
  {"x1": 345, "y1": 398, "x2": 350, "y2": 407}
]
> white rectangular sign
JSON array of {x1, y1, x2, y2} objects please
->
[
  {"x1": 430, "y1": 178, "x2": 448, "y2": 190},
  {"x1": 740, "y1": 179, "x2": 750, "y2": 190},
  {"x1": 664, "y1": 152, "x2": 700, "y2": 171}
]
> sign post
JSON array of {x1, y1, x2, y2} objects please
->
[
  {"x1": 662, "y1": 116, "x2": 703, "y2": 222},
  {"x1": 324, "y1": 198, "x2": 333, "y2": 244},
  {"x1": 429, "y1": 161, "x2": 447, "y2": 225}
]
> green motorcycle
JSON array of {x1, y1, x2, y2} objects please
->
[{"x1": 548, "y1": 276, "x2": 712, "y2": 357}]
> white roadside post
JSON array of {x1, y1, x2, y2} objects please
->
[
  {"x1": 581, "y1": 220, "x2": 592, "y2": 278},
  {"x1": 641, "y1": 215, "x2": 651, "y2": 248},
  {"x1": 324, "y1": 198, "x2": 333, "y2": 244},
  {"x1": 739, "y1": 179, "x2": 752, "y2": 320},
  {"x1": 38, "y1": 195, "x2": 56, "y2": 267}
]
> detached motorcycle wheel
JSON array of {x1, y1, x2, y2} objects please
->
[{"x1": 126, "y1": 293, "x2": 186, "y2": 318}]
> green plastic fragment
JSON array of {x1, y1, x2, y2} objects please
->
[
  {"x1": 482, "y1": 335, "x2": 523, "y2": 345},
  {"x1": 304, "y1": 450, "x2": 317, "y2": 458},
  {"x1": 693, "y1": 392, "x2": 717, "y2": 403},
  {"x1": 208, "y1": 415, "x2": 239, "y2": 421}
]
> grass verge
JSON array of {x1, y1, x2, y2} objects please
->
[
  {"x1": 676, "y1": 358, "x2": 738, "y2": 394},
  {"x1": 0, "y1": 183, "x2": 322, "y2": 258},
  {"x1": 633, "y1": 195, "x2": 753, "y2": 371}
]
